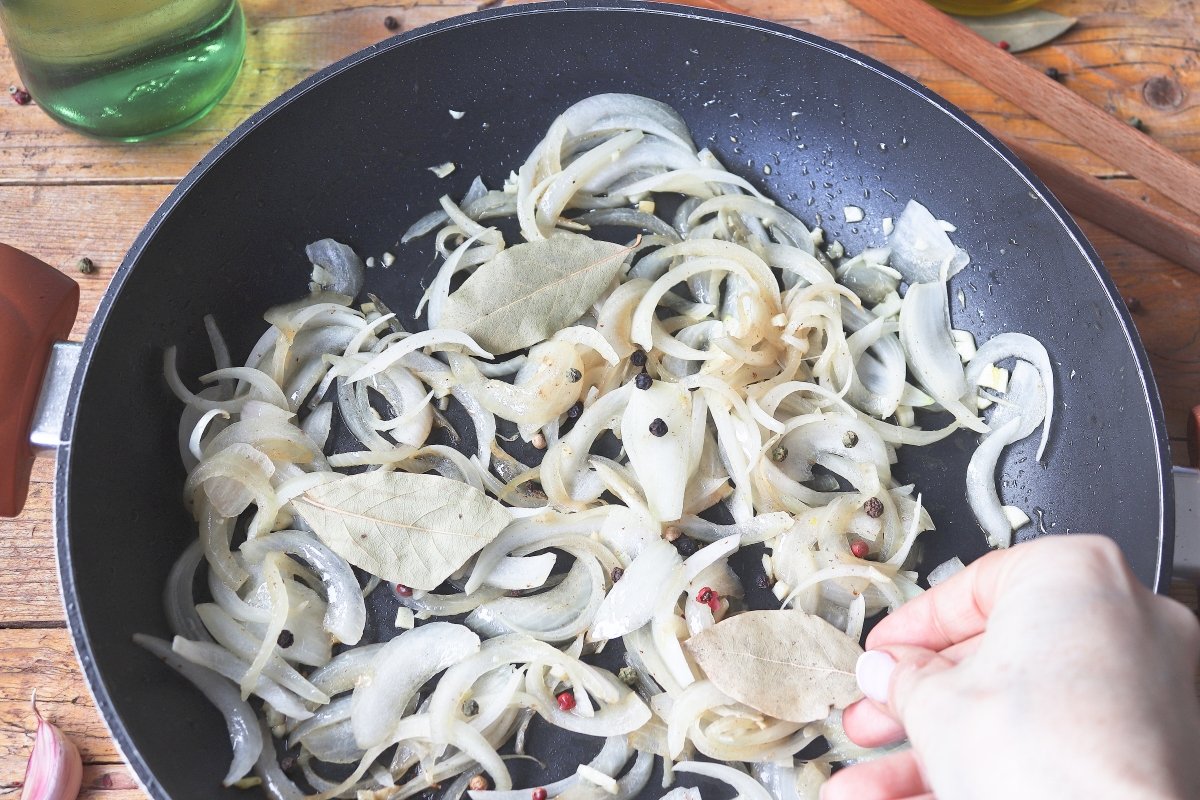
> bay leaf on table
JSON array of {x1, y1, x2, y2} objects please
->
[
  {"x1": 685, "y1": 609, "x2": 863, "y2": 724},
  {"x1": 293, "y1": 471, "x2": 512, "y2": 591},
  {"x1": 439, "y1": 232, "x2": 630, "y2": 354},
  {"x1": 956, "y1": 9, "x2": 1077, "y2": 53}
]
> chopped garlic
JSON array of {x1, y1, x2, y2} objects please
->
[
  {"x1": 978, "y1": 364, "x2": 1009, "y2": 393},
  {"x1": 951, "y1": 329, "x2": 976, "y2": 362},
  {"x1": 843, "y1": 205, "x2": 865, "y2": 224},
  {"x1": 771, "y1": 580, "x2": 791, "y2": 601},
  {"x1": 637, "y1": 199, "x2": 656, "y2": 215},
  {"x1": 1003, "y1": 505, "x2": 1030, "y2": 531},
  {"x1": 428, "y1": 161, "x2": 456, "y2": 178},
  {"x1": 449, "y1": 109, "x2": 465, "y2": 120},
  {"x1": 395, "y1": 606, "x2": 415, "y2": 629},
  {"x1": 365, "y1": 256, "x2": 376, "y2": 268},
  {"x1": 882, "y1": 217, "x2": 894, "y2": 236},
  {"x1": 577, "y1": 765, "x2": 620, "y2": 795},
  {"x1": 760, "y1": 554, "x2": 774, "y2": 582},
  {"x1": 381, "y1": 251, "x2": 396, "y2": 268}
]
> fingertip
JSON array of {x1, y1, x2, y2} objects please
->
[
  {"x1": 856, "y1": 650, "x2": 896, "y2": 704},
  {"x1": 841, "y1": 697, "x2": 906, "y2": 747}
]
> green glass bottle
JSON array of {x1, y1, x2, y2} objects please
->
[{"x1": 0, "y1": 0, "x2": 245, "y2": 142}]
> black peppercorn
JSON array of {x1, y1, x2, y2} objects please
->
[
  {"x1": 566, "y1": 368, "x2": 582, "y2": 383},
  {"x1": 611, "y1": 567, "x2": 625, "y2": 583},
  {"x1": 277, "y1": 630, "x2": 295, "y2": 649},
  {"x1": 634, "y1": 372, "x2": 653, "y2": 390},
  {"x1": 1045, "y1": 66, "x2": 1062, "y2": 81},
  {"x1": 630, "y1": 349, "x2": 647, "y2": 367},
  {"x1": 755, "y1": 574, "x2": 771, "y2": 590},
  {"x1": 384, "y1": 15, "x2": 400, "y2": 31},
  {"x1": 648, "y1": 418, "x2": 668, "y2": 437},
  {"x1": 863, "y1": 497, "x2": 884, "y2": 518},
  {"x1": 675, "y1": 536, "x2": 698, "y2": 556},
  {"x1": 567, "y1": 401, "x2": 583, "y2": 419}
]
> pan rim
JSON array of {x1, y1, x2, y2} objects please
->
[{"x1": 54, "y1": 3, "x2": 1172, "y2": 797}]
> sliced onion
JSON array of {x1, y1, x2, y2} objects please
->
[
  {"x1": 590, "y1": 538, "x2": 682, "y2": 641},
  {"x1": 352, "y1": 622, "x2": 481, "y2": 748},
  {"x1": 239, "y1": 530, "x2": 366, "y2": 645},
  {"x1": 967, "y1": 417, "x2": 1024, "y2": 548},
  {"x1": 134, "y1": 634, "x2": 262, "y2": 787}
]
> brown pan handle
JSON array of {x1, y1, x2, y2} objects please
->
[{"x1": 0, "y1": 244, "x2": 79, "y2": 517}]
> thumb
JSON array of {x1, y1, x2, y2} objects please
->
[{"x1": 855, "y1": 644, "x2": 957, "y2": 725}]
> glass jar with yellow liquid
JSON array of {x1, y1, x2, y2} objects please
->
[
  {"x1": 0, "y1": 0, "x2": 245, "y2": 141},
  {"x1": 928, "y1": 0, "x2": 1043, "y2": 14}
]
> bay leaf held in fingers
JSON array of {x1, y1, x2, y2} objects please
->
[
  {"x1": 439, "y1": 232, "x2": 630, "y2": 354},
  {"x1": 956, "y1": 9, "x2": 1076, "y2": 54},
  {"x1": 293, "y1": 471, "x2": 512, "y2": 591},
  {"x1": 685, "y1": 609, "x2": 863, "y2": 723}
]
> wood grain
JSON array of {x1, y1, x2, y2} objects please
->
[
  {"x1": 1004, "y1": 137, "x2": 1200, "y2": 276},
  {"x1": 845, "y1": 0, "x2": 1200, "y2": 211},
  {"x1": 1, "y1": 0, "x2": 1200, "y2": 796}
]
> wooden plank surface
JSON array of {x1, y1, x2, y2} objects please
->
[{"x1": 1, "y1": 0, "x2": 1199, "y2": 796}]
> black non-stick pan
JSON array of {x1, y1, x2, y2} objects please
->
[{"x1": 0, "y1": 2, "x2": 1172, "y2": 797}]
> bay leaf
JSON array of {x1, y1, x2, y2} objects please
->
[
  {"x1": 684, "y1": 609, "x2": 863, "y2": 724},
  {"x1": 293, "y1": 471, "x2": 512, "y2": 591},
  {"x1": 957, "y1": 9, "x2": 1077, "y2": 54},
  {"x1": 439, "y1": 232, "x2": 630, "y2": 354}
]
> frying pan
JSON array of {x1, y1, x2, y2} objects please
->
[{"x1": 0, "y1": 2, "x2": 1176, "y2": 797}]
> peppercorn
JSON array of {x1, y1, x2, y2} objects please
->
[
  {"x1": 1124, "y1": 295, "x2": 1142, "y2": 313},
  {"x1": 278, "y1": 755, "x2": 298, "y2": 773},
  {"x1": 76, "y1": 257, "x2": 95, "y2": 275},
  {"x1": 675, "y1": 536, "x2": 698, "y2": 556},
  {"x1": 532, "y1": 433, "x2": 547, "y2": 449},
  {"x1": 663, "y1": 526, "x2": 682, "y2": 542},
  {"x1": 396, "y1": 584, "x2": 413, "y2": 597},
  {"x1": 696, "y1": 587, "x2": 714, "y2": 605},
  {"x1": 383, "y1": 15, "x2": 400, "y2": 31},
  {"x1": 1127, "y1": 116, "x2": 1146, "y2": 132},
  {"x1": 556, "y1": 691, "x2": 576, "y2": 712},
  {"x1": 618, "y1": 666, "x2": 639, "y2": 686},
  {"x1": 277, "y1": 630, "x2": 295, "y2": 649},
  {"x1": 850, "y1": 541, "x2": 870, "y2": 559},
  {"x1": 8, "y1": 85, "x2": 31, "y2": 105},
  {"x1": 648, "y1": 418, "x2": 668, "y2": 437},
  {"x1": 997, "y1": 40, "x2": 1010, "y2": 51},
  {"x1": 462, "y1": 699, "x2": 479, "y2": 717},
  {"x1": 566, "y1": 368, "x2": 582, "y2": 383},
  {"x1": 1045, "y1": 66, "x2": 1062, "y2": 81},
  {"x1": 842, "y1": 430, "x2": 859, "y2": 448},
  {"x1": 468, "y1": 775, "x2": 489, "y2": 792},
  {"x1": 634, "y1": 372, "x2": 653, "y2": 390},
  {"x1": 755, "y1": 573, "x2": 771, "y2": 590},
  {"x1": 566, "y1": 401, "x2": 583, "y2": 419},
  {"x1": 863, "y1": 497, "x2": 884, "y2": 518},
  {"x1": 532, "y1": 788, "x2": 549, "y2": 800},
  {"x1": 611, "y1": 567, "x2": 625, "y2": 583},
  {"x1": 770, "y1": 443, "x2": 788, "y2": 462},
  {"x1": 630, "y1": 349, "x2": 647, "y2": 367}
]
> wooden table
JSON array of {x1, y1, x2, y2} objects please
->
[{"x1": 1, "y1": 0, "x2": 1198, "y2": 795}]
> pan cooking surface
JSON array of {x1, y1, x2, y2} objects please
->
[{"x1": 56, "y1": 3, "x2": 1168, "y2": 797}]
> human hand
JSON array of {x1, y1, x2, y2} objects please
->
[{"x1": 821, "y1": 535, "x2": 1200, "y2": 800}]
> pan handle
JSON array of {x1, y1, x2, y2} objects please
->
[{"x1": 0, "y1": 244, "x2": 80, "y2": 518}]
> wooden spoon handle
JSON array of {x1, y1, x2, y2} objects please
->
[
  {"x1": 844, "y1": 0, "x2": 1200, "y2": 213},
  {"x1": 1003, "y1": 139, "x2": 1200, "y2": 277}
]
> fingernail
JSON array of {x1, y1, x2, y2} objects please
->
[{"x1": 856, "y1": 650, "x2": 896, "y2": 704}]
